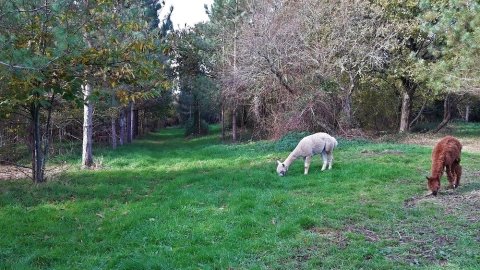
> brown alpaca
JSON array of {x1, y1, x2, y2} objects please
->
[{"x1": 426, "y1": 136, "x2": 462, "y2": 196}]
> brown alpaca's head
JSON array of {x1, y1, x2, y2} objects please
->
[{"x1": 426, "y1": 176, "x2": 440, "y2": 196}]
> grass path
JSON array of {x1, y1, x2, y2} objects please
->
[{"x1": 0, "y1": 126, "x2": 479, "y2": 269}]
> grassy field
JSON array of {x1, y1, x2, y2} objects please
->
[{"x1": 0, "y1": 125, "x2": 479, "y2": 269}]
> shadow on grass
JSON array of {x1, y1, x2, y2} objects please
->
[
  {"x1": 0, "y1": 156, "x2": 278, "y2": 208},
  {"x1": 2, "y1": 125, "x2": 479, "y2": 269}
]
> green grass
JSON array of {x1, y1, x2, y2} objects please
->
[
  {"x1": 450, "y1": 121, "x2": 480, "y2": 138},
  {"x1": 1, "y1": 125, "x2": 479, "y2": 269}
]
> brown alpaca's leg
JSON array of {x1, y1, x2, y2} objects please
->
[
  {"x1": 453, "y1": 163, "x2": 462, "y2": 188},
  {"x1": 446, "y1": 165, "x2": 455, "y2": 189}
]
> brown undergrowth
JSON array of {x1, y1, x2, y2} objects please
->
[{"x1": 0, "y1": 164, "x2": 72, "y2": 181}]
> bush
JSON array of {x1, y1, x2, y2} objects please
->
[
  {"x1": 274, "y1": 131, "x2": 310, "y2": 151},
  {"x1": 184, "y1": 118, "x2": 209, "y2": 137},
  {"x1": 354, "y1": 81, "x2": 400, "y2": 132},
  {"x1": 335, "y1": 138, "x2": 370, "y2": 148}
]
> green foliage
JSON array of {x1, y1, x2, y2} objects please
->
[
  {"x1": 274, "y1": 131, "x2": 311, "y2": 152},
  {"x1": 0, "y1": 0, "x2": 86, "y2": 104},
  {"x1": 0, "y1": 126, "x2": 479, "y2": 268},
  {"x1": 416, "y1": 0, "x2": 480, "y2": 93},
  {"x1": 144, "y1": 0, "x2": 164, "y2": 31},
  {"x1": 171, "y1": 27, "x2": 219, "y2": 132},
  {"x1": 0, "y1": 0, "x2": 172, "y2": 181},
  {"x1": 184, "y1": 118, "x2": 209, "y2": 137},
  {"x1": 335, "y1": 137, "x2": 370, "y2": 148},
  {"x1": 0, "y1": 143, "x2": 29, "y2": 164},
  {"x1": 355, "y1": 82, "x2": 400, "y2": 132},
  {"x1": 409, "y1": 121, "x2": 439, "y2": 133}
]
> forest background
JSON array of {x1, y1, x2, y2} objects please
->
[{"x1": 0, "y1": 0, "x2": 479, "y2": 182}]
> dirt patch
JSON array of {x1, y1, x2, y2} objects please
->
[
  {"x1": 385, "y1": 223, "x2": 458, "y2": 266},
  {"x1": 397, "y1": 170, "x2": 479, "y2": 266},
  {"x1": 403, "y1": 169, "x2": 480, "y2": 222},
  {"x1": 0, "y1": 165, "x2": 31, "y2": 180},
  {"x1": 361, "y1": 149, "x2": 405, "y2": 157},
  {"x1": 0, "y1": 164, "x2": 71, "y2": 181},
  {"x1": 308, "y1": 227, "x2": 348, "y2": 248},
  {"x1": 346, "y1": 226, "x2": 380, "y2": 242},
  {"x1": 400, "y1": 134, "x2": 480, "y2": 153},
  {"x1": 344, "y1": 169, "x2": 478, "y2": 267},
  {"x1": 291, "y1": 246, "x2": 318, "y2": 263},
  {"x1": 307, "y1": 225, "x2": 380, "y2": 246},
  {"x1": 404, "y1": 191, "x2": 480, "y2": 223}
]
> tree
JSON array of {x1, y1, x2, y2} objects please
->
[
  {"x1": 205, "y1": 0, "x2": 396, "y2": 137},
  {"x1": 412, "y1": 0, "x2": 479, "y2": 132},
  {"x1": 0, "y1": 0, "x2": 86, "y2": 182},
  {"x1": 374, "y1": 0, "x2": 437, "y2": 133},
  {"x1": 417, "y1": 1, "x2": 480, "y2": 94},
  {"x1": 0, "y1": 0, "x2": 170, "y2": 180},
  {"x1": 76, "y1": 0, "x2": 169, "y2": 168},
  {"x1": 171, "y1": 28, "x2": 219, "y2": 136},
  {"x1": 207, "y1": 0, "x2": 251, "y2": 141},
  {"x1": 303, "y1": 0, "x2": 397, "y2": 129}
]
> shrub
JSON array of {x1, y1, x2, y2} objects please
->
[
  {"x1": 274, "y1": 131, "x2": 310, "y2": 151},
  {"x1": 184, "y1": 118, "x2": 209, "y2": 137}
]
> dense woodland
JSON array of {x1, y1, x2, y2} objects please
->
[{"x1": 0, "y1": 0, "x2": 479, "y2": 183}]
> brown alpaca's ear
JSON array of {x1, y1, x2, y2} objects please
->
[{"x1": 426, "y1": 176, "x2": 430, "y2": 180}]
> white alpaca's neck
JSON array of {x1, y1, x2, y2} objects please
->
[{"x1": 283, "y1": 152, "x2": 297, "y2": 168}]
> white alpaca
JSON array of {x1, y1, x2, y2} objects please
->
[{"x1": 276, "y1": 133, "x2": 338, "y2": 176}]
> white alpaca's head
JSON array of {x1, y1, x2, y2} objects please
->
[{"x1": 276, "y1": 160, "x2": 287, "y2": 176}]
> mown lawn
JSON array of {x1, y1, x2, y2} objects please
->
[{"x1": 0, "y1": 126, "x2": 479, "y2": 269}]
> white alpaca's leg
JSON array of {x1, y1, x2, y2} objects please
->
[
  {"x1": 327, "y1": 152, "x2": 333, "y2": 170},
  {"x1": 304, "y1": 156, "x2": 312, "y2": 175},
  {"x1": 321, "y1": 152, "x2": 327, "y2": 171}
]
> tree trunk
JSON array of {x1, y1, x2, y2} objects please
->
[
  {"x1": 342, "y1": 93, "x2": 353, "y2": 128},
  {"x1": 139, "y1": 109, "x2": 144, "y2": 136},
  {"x1": 31, "y1": 102, "x2": 45, "y2": 183},
  {"x1": 241, "y1": 106, "x2": 245, "y2": 130},
  {"x1": 399, "y1": 77, "x2": 417, "y2": 133},
  {"x1": 399, "y1": 91, "x2": 411, "y2": 133},
  {"x1": 221, "y1": 105, "x2": 225, "y2": 140},
  {"x1": 119, "y1": 109, "x2": 125, "y2": 146},
  {"x1": 41, "y1": 93, "x2": 55, "y2": 179},
  {"x1": 232, "y1": 107, "x2": 237, "y2": 142},
  {"x1": 232, "y1": 4, "x2": 238, "y2": 143},
  {"x1": 30, "y1": 116, "x2": 35, "y2": 181},
  {"x1": 82, "y1": 83, "x2": 94, "y2": 169},
  {"x1": 465, "y1": 105, "x2": 470, "y2": 122},
  {"x1": 197, "y1": 105, "x2": 201, "y2": 134},
  {"x1": 129, "y1": 102, "x2": 135, "y2": 141},
  {"x1": 192, "y1": 99, "x2": 200, "y2": 135},
  {"x1": 126, "y1": 105, "x2": 132, "y2": 143},
  {"x1": 408, "y1": 99, "x2": 427, "y2": 131},
  {"x1": 111, "y1": 116, "x2": 117, "y2": 149},
  {"x1": 340, "y1": 74, "x2": 356, "y2": 129},
  {"x1": 433, "y1": 94, "x2": 452, "y2": 133}
]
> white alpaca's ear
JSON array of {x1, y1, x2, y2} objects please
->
[{"x1": 277, "y1": 160, "x2": 282, "y2": 165}]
